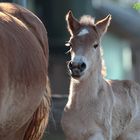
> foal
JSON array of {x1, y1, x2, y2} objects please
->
[{"x1": 61, "y1": 11, "x2": 140, "y2": 140}]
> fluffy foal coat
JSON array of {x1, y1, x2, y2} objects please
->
[{"x1": 61, "y1": 11, "x2": 140, "y2": 140}]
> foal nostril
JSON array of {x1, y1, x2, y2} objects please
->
[
  {"x1": 79, "y1": 62, "x2": 86, "y2": 72},
  {"x1": 68, "y1": 61, "x2": 73, "y2": 70}
]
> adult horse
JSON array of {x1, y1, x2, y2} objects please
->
[{"x1": 0, "y1": 3, "x2": 50, "y2": 140}]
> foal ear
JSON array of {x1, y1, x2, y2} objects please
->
[
  {"x1": 66, "y1": 11, "x2": 80, "y2": 35},
  {"x1": 95, "y1": 14, "x2": 111, "y2": 36}
]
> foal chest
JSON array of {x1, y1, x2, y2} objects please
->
[{"x1": 61, "y1": 98, "x2": 111, "y2": 140}]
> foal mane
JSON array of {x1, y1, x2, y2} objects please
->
[{"x1": 79, "y1": 15, "x2": 95, "y2": 26}]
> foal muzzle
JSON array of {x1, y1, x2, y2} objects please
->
[{"x1": 68, "y1": 61, "x2": 86, "y2": 78}]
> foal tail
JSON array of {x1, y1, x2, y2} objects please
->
[{"x1": 23, "y1": 76, "x2": 51, "y2": 140}]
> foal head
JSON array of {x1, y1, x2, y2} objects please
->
[{"x1": 66, "y1": 11, "x2": 111, "y2": 80}]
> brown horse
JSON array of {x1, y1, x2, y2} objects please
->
[
  {"x1": 0, "y1": 3, "x2": 50, "y2": 140},
  {"x1": 61, "y1": 11, "x2": 140, "y2": 140}
]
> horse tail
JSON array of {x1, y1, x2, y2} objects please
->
[{"x1": 23, "y1": 76, "x2": 51, "y2": 140}]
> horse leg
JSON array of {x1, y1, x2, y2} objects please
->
[
  {"x1": 116, "y1": 118, "x2": 140, "y2": 140},
  {"x1": 116, "y1": 131, "x2": 140, "y2": 140},
  {"x1": 88, "y1": 132, "x2": 105, "y2": 140}
]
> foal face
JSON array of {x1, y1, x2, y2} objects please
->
[
  {"x1": 67, "y1": 27, "x2": 100, "y2": 79},
  {"x1": 66, "y1": 11, "x2": 111, "y2": 80}
]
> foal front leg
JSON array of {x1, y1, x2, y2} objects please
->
[{"x1": 88, "y1": 132, "x2": 105, "y2": 140}]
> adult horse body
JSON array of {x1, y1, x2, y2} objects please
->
[
  {"x1": 0, "y1": 3, "x2": 50, "y2": 140},
  {"x1": 61, "y1": 11, "x2": 140, "y2": 140}
]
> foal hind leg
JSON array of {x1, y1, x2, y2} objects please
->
[
  {"x1": 116, "y1": 118, "x2": 140, "y2": 140},
  {"x1": 117, "y1": 131, "x2": 140, "y2": 140}
]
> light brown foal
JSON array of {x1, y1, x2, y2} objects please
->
[{"x1": 61, "y1": 11, "x2": 140, "y2": 140}]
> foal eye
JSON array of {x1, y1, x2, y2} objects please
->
[
  {"x1": 93, "y1": 43, "x2": 99, "y2": 49},
  {"x1": 65, "y1": 42, "x2": 72, "y2": 47}
]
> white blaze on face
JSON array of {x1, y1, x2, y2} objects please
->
[
  {"x1": 71, "y1": 48, "x2": 85, "y2": 63},
  {"x1": 77, "y1": 28, "x2": 89, "y2": 36},
  {"x1": 71, "y1": 49, "x2": 88, "y2": 69}
]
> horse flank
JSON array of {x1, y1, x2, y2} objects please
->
[{"x1": 0, "y1": 3, "x2": 50, "y2": 140}]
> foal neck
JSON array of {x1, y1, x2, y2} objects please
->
[{"x1": 68, "y1": 68, "x2": 104, "y2": 109}]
